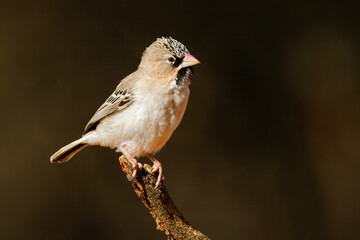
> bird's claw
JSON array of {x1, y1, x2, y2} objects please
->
[
  {"x1": 151, "y1": 161, "x2": 163, "y2": 189},
  {"x1": 126, "y1": 168, "x2": 137, "y2": 181},
  {"x1": 126, "y1": 162, "x2": 142, "y2": 181}
]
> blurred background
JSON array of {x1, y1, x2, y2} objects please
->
[{"x1": 1, "y1": 0, "x2": 359, "y2": 239}]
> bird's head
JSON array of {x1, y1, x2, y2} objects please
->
[{"x1": 139, "y1": 37, "x2": 200, "y2": 86}]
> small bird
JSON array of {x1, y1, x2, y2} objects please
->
[{"x1": 50, "y1": 37, "x2": 200, "y2": 188}]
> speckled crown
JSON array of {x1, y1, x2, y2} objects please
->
[{"x1": 155, "y1": 37, "x2": 189, "y2": 58}]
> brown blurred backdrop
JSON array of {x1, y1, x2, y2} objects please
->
[{"x1": 1, "y1": 0, "x2": 360, "y2": 239}]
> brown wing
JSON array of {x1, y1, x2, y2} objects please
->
[{"x1": 83, "y1": 86, "x2": 134, "y2": 135}]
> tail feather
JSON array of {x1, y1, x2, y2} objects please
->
[{"x1": 50, "y1": 137, "x2": 89, "y2": 163}]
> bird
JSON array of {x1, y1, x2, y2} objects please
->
[{"x1": 50, "y1": 37, "x2": 200, "y2": 188}]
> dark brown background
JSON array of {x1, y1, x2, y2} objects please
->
[{"x1": 1, "y1": 0, "x2": 359, "y2": 239}]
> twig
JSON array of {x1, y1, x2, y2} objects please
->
[{"x1": 119, "y1": 156, "x2": 211, "y2": 240}]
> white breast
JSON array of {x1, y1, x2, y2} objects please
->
[{"x1": 88, "y1": 85, "x2": 190, "y2": 157}]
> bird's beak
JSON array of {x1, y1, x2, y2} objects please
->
[{"x1": 180, "y1": 53, "x2": 200, "y2": 68}]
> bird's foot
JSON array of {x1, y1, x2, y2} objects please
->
[
  {"x1": 152, "y1": 161, "x2": 164, "y2": 189},
  {"x1": 125, "y1": 160, "x2": 143, "y2": 181},
  {"x1": 119, "y1": 146, "x2": 142, "y2": 182},
  {"x1": 146, "y1": 154, "x2": 164, "y2": 189}
]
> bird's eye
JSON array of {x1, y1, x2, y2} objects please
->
[{"x1": 167, "y1": 56, "x2": 175, "y2": 63}]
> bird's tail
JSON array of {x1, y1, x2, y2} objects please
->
[{"x1": 50, "y1": 135, "x2": 91, "y2": 163}]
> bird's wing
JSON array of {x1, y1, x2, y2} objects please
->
[{"x1": 83, "y1": 84, "x2": 134, "y2": 135}]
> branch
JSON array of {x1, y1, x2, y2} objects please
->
[{"x1": 119, "y1": 156, "x2": 211, "y2": 240}]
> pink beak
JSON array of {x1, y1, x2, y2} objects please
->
[{"x1": 181, "y1": 53, "x2": 200, "y2": 68}]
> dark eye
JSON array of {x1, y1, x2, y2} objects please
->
[{"x1": 167, "y1": 56, "x2": 175, "y2": 63}]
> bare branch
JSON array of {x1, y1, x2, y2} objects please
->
[{"x1": 119, "y1": 156, "x2": 211, "y2": 240}]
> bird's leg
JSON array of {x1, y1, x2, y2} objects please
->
[
  {"x1": 146, "y1": 153, "x2": 163, "y2": 189},
  {"x1": 119, "y1": 146, "x2": 142, "y2": 181}
]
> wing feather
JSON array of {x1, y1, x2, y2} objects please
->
[{"x1": 83, "y1": 86, "x2": 134, "y2": 135}]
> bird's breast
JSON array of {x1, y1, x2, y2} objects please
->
[
  {"x1": 140, "y1": 85, "x2": 189, "y2": 132},
  {"x1": 133, "y1": 85, "x2": 190, "y2": 151}
]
